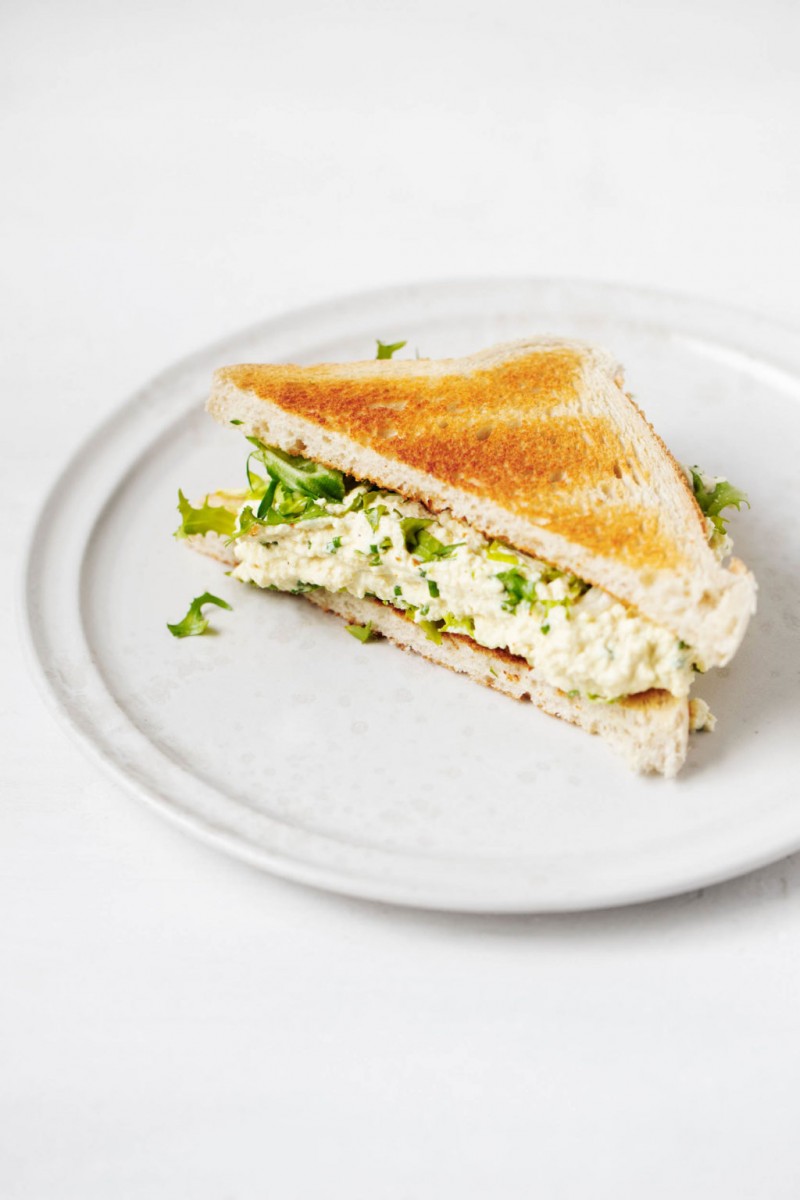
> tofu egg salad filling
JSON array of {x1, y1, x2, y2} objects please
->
[
  {"x1": 176, "y1": 436, "x2": 748, "y2": 702},
  {"x1": 186, "y1": 436, "x2": 734, "y2": 704}
]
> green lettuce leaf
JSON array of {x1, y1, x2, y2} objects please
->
[
  {"x1": 346, "y1": 621, "x2": 376, "y2": 643},
  {"x1": 245, "y1": 453, "x2": 269, "y2": 496},
  {"x1": 231, "y1": 475, "x2": 330, "y2": 536},
  {"x1": 167, "y1": 592, "x2": 232, "y2": 638},
  {"x1": 441, "y1": 612, "x2": 475, "y2": 635},
  {"x1": 225, "y1": 504, "x2": 260, "y2": 543},
  {"x1": 418, "y1": 618, "x2": 443, "y2": 644},
  {"x1": 399, "y1": 516, "x2": 433, "y2": 552},
  {"x1": 175, "y1": 491, "x2": 236, "y2": 540},
  {"x1": 399, "y1": 517, "x2": 461, "y2": 561},
  {"x1": 247, "y1": 437, "x2": 345, "y2": 501},
  {"x1": 365, "y1": 502, "x2": 388, "y2": 531},
  {"x1": 376, "y1": 339, "x2": 407, "y2": 360},
  {"x1": 256, "y1": 478, "x2": 278, "y2": 519},
  {"x1": 690, "y1": 468, "x2": 750, "y2": 534}
]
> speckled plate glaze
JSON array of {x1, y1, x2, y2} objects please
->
[{"x1": 22, "y1": 280, "x2": 800, "y2": 911}]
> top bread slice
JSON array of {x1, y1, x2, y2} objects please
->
[{"x1": 207, "y1": 337, "x2": 756, "y2": 666}]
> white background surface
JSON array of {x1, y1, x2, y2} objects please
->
[{"x1": 3, "y1": 1, "x2": 800, "y2": 1196}]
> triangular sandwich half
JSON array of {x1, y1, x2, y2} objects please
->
[{"x1": 176, "y1": 337, "x2": 756, "y2": 776}]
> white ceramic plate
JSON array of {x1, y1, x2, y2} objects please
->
[{"x1": 23, "y1": 279, "x2": 800, "y2": 912}]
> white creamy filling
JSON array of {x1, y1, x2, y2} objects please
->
[
  {"x1": 231, "y1": 488, "x2": 696, "y2": 701},
  {"x1": 688, "y1": 697, "x2": 716, "y2": 732}
]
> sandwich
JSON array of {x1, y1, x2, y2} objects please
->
[{"x1": 174, "y1": 337, "x2": 756, "y2": 776}]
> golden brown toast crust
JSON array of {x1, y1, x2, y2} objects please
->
[{"x1": 221, "y1": 350, "x2": 686, "y2": 571}]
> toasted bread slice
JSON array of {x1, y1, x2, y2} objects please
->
[
  {"x1": 185, "y1": 528, "x2": 691, "y2": 776},
  {"x1": 208, "y1": 338, "x2": 756, "y2": 666}
]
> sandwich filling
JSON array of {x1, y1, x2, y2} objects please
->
[
  {"x1": 184, "y1": 437, "x2": 707, "y2": 703},
  {"x1": 232, "y1": 494, "x2": 695, "y2": 701}
]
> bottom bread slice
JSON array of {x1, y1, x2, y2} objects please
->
[
  {"x1": 186, "y1": 530, "x2": 690, "y2": 776},
  {"x1": 306, "y1": 589, "x2": 689, "y2": 777}
]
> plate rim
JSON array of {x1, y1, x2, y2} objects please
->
[{"x1": 19, "y1": 275, "x2": 800, "y2": 913}]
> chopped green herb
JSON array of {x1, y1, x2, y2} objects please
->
[
  {"x1": 496, "y1": 568, "x2": 538, "y2": 612},
  {"x1": 541, "y1": 623, "x2": 550, "y2": 635},
  {"x1": 485, "y1": 540, "x2": 520, "y2": 564},
  {"x1": 567, "y1": 689, "x2": 579, "y2": 699},
  {"x1": 376, "y1": 339, "x2": 407, "y2": 360},
  {"x1": 690, "y1": 467, "x2": 749, "y2": 534},
  {"x1": 538, "y1": 565, "x2": 566, "y2": 584},
  {"x1": 346, "y1": 621, "x2": 375, "y2": 643},
  {"x1": 401, "y1": 527, "x2": 463, "y2": 563},
  {"x1": 359, "y1": 536, "x2": 393, "y2": 565},
  {"x1": 393, "y1": 585, "x2": 403, "y2": 596},
  {"x1": 174, "y1": 491, "x2": 237, "y2": 540},
  {"x1": 427, "y1": 580, "x2": 440, "y2": 598},
  {"x1": 167, "y1": 592, "x2": 232, "y2": 638},
  {"x1": 229, "y1": 419, "x2": 244, "y2": 426},
  {"x1": 364, "y1": 502, "x2": 388, "y2": 531},
  {"x1": 327, "y1": 536, "x2": 342, "y2": 553},
  {"x1": 497, "y1": 566, "x2": 586, "y2": 614},
  {"x1": 415, "y1": 529, "x2": 462, "y2": 562},
  {"x1": 441, "y1": 613, "x2": 475, "y2": 635}
]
